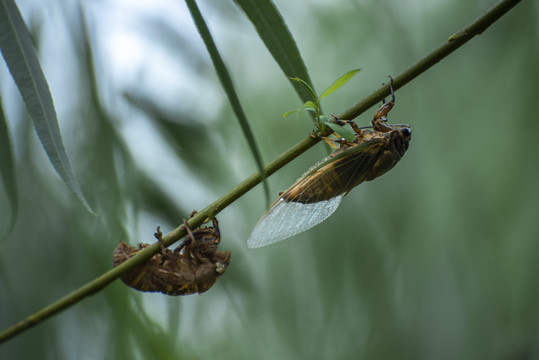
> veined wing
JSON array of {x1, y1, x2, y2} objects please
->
[
  {"x1": 247, "y1": 195, "x2": 344, "y2": 248},
  {"x1": 248, "y1": 139, "x2": 383, "y2": 248},
  {"x1": 281, "y1": 139, "x2": 383, "y2": 203}
]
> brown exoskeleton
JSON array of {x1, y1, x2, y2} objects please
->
[
  {"x1": 113, "y1": 215, "x2": 231, "y2": 295},
  {"x1": 248, "y1": 76, "x2": 411, "y2": 248}
]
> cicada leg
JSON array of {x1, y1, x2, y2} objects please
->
[
  {"x1": 173, "y1": 210, "x2": 199, "y2": 255},
  {"x1": 331, "y1": 113, "x2": 364, "y2": 134},
  {"x1": 153, "y1": 226, "x2": 176, "y2": 264},
  {"x1": 176, "y1": 218, "x2": 211, "y2": 264},
  {"x1": 154, "y1": 226, "x2": 166, "y2": 253},
  {"x1": 211, "y1": 217, "x2": 220, "y2": 244},
  {"x1": 372, "y1": 75, "x2": 396, "y2": 132},
  {"x1": 309, "y1": 133, "x2": 343, "y2": 149},
  {"x1": 329, "y1": 114, "x2": 377, "y2": 147},
  {"x1": 175, "y1": 219, "x2": 194, "y2": 255}
]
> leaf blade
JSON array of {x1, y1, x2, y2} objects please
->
[
  {"x1": 0, "y1": 97, "x2": 17, "y2": 236},
  {"x1": 234, "y1": 0, "x2": 316, "y2": 104},
  {"x1": 319, "y1": 68, "x2": 361, "y2": 100},
  {"x1": 0, "y1": 0, "x2": 95, "y2": 214},
  {"x1": 185, "y1": 0, "x2": 271, "y2": 204}
]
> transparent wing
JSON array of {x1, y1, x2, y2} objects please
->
[
  {"x1": 248, "y1": 139, "x2": 383, "y2": 248},
  {"x1": 247, "y1": 194, "x2": 344, "y2": 248}
]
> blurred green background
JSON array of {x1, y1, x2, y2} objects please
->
[{"x1": 1, "y1": 0, "x2": 538, "y2": 359}]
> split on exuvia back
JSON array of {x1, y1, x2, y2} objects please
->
[{"x1": 248, "y1": 76, "x2": 412, "y2": 248}]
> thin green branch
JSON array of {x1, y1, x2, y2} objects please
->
[
  {"x1": 340, "y1": 0, "x2": 522, "y2": 120},
  {"x1": 0, "y1": 0, "x2": 521, "y2": 344}
]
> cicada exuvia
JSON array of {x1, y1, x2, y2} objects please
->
[
  {"x1": 248, "y1": 76, "x2": 411, "y2": 248},
  {"x1": 113, "y1": 216, "x2": 231, "y2": 295}
]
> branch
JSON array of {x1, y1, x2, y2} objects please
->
[{"x1": 0, "y1": 0, "x2": 521, "y2": 344}]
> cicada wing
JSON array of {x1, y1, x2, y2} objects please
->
[
  {"x1": 247, "y1": 194, "x2": 344, "y2": 248},
  {"x1": 248, "y1": 139, "x2": 383, "y2": 248}
]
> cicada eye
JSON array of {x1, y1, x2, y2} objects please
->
[{"x1": 402, "y1": 128, "x2": 411, "y2": 136}]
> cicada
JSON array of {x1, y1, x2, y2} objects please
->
[
  {"x1": 248, "y1": 77, "x2": 411, "y2": 248},
  {"x1": 113, "y1": 216, "x2": 231, "y2": 295}
]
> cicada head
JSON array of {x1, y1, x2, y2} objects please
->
[{"x1": 389, "y1": 125, "x2": 411, "y2": 157}]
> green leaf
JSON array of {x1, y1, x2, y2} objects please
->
[
  {"x1": 324, "y1": 121, "x2": 356, "y2": 142},
  {"x1": 0, "y1": 0, "x2": 95, "y2": 215},
  {"x1": 303, "y1": 100, "x2": 317, "y2": 111},
  {"x1": 284, "y1": 103, "x2": 317, "y2": 121},
  {"x1": 319, "y1": 68, "x2": 361, "y2": 100},
  {"x1": 185, "y1": 0, "x2": 270, "y2": 205},
  {"x1": 289, "y1": 77, "x2": 318, "y2": 103},
  {"x1": 0, "y1": 97, "x2": 17, "y2": 236},
  {"x1": 283, "y1": 109, "x2": 299, "y2": 118},
  {"x1": 234, "y1": 0, "x2": 316, "y2": 105}
]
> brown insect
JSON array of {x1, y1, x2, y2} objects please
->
[
  {"x1": 113, "y1": 216, "x2": 231, "y2": 295},
  {"x1": 248, "y1": 76, "x2": 411, "y2": 248}
]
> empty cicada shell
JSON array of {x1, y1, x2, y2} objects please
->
[{"x1": 113, "y1": 217, "x2": 231, "y2": 295}]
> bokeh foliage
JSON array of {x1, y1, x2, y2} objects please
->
[{"x1": 1, "y1": 0, "x2": 538, "y2": 359}]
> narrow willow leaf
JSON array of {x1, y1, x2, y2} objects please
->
[
  {"x1": 284, "y1": 106, "x2": 316, "y2": 121},
  {"x1": 234, "y1": 0, "x2": 316, "y2": 105},
  {"x1": 184, "y1": 0, "x2": 270, "y2": 205},
  {"x1": 303, "y1": 100, "x2": 316, "y2": 110},
  {"x1": 283, "y1": 109, "x2": 299, "y2": 118},
  {"x1": 0, "y1": 97, "x2": 17, "y2": 235},
  {"x1": 0, "y1": 0, "x2": 95, "y2": 215},
  {"x1": 319, "y1": 68, "x2": 361, "y2": 100},
  {"x1": 289, "y1": 77, "x2": 317, "y2": 104}
]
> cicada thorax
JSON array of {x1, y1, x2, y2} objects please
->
[{"x1": 360, "y1": 125, "x2": 411, "y2": 181}]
